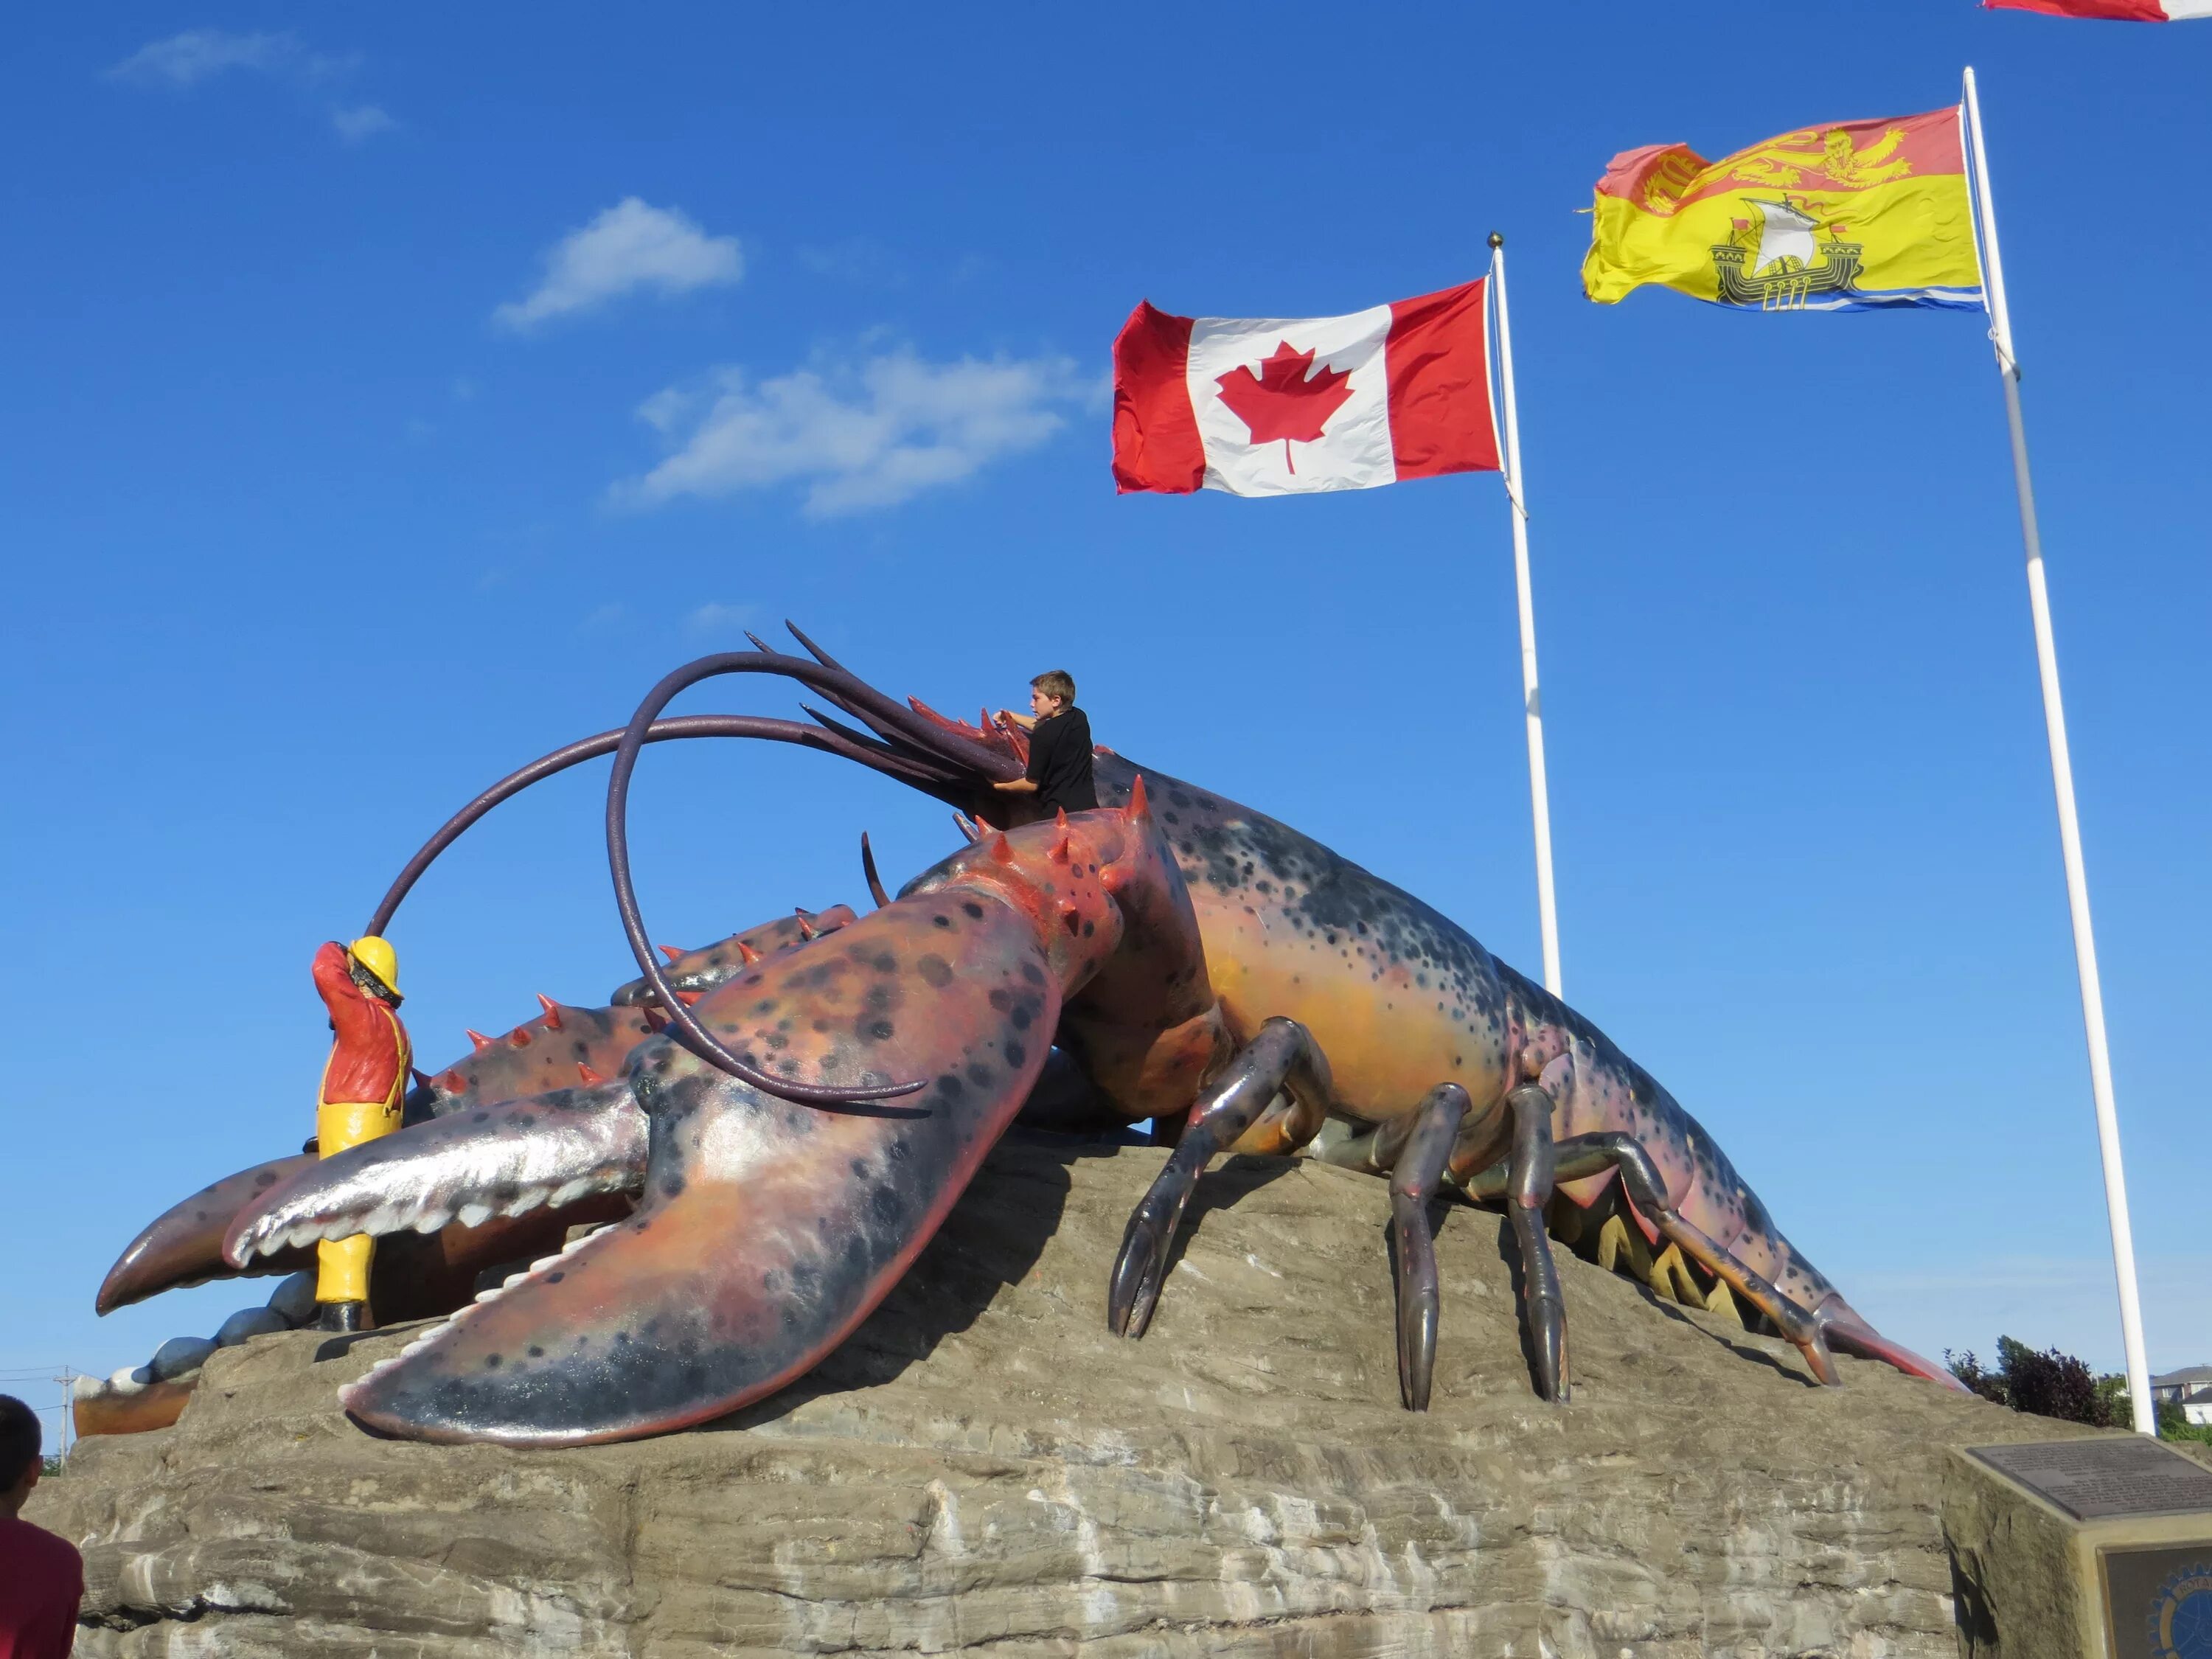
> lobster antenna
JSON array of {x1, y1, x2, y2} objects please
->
[
  {"x1": 605, "y1": 652, "x2": 929, "y2": 1107},
  {"x1": 860, "y1": 832, "x2": 893, "y2": 909}
]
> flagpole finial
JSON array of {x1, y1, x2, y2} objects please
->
[{"x1": 1487, "y1": 231, "x2": 1504, "y2": 250}]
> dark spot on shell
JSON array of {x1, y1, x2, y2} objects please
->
[
  {"x1": 917, "y1": 953, "x2": 953, "y2": 988},
  {"x1": 961, "y1": 901, "x2": 984, "y2": 919},
  {"x1": 484, "y1": 1354, "x2": 502, "y2": 1369},
  {"x1": 1004, "y1": 1041, "x2": 1026, "y2": 1068}
]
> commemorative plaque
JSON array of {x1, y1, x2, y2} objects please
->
[{"x1": 1944, "y1": 1436, "x2": 2212, "y2": 1659}]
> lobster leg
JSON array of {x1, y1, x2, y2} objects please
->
[
  {"x1": 1453, "y1": 1083, "x2": 1572, "y2": 1404},
  {"x1": 1107, "y1": 1016, "x2": 1331, "y2": 1340},
  {"x1": 1384, "y1": 1082, "x2": 1471, "y2": 1411},
  {"x1": 1470, "y1": 1128, "x2": 1841, "y2": 1388}
]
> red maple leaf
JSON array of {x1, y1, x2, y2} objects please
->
[{"x1": 1214, "y1": 341, "x2": 1354, "y2": 475}]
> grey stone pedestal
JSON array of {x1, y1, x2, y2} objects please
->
[{"x1": 1944, "y1": 1437, "x2": 2212, "y2": 1659}]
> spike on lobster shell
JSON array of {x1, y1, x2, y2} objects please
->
[
  {"x1": 1125, "y1": 773, "x2": 1151, "y2": 823},
  {"x1": 507, "y1": 1026, "x2": 533, "y2": 1048},
  {"x1": 736, "y1": 940, "x2": 763, "y2": 967},
  {"x1": 439, "y1": 1070, "x2": 465, "y2": 1091},
  {"x1": 675, "y1": 990, "x2": 703, "y2": 1006},
  {"x1": 953, "y1": 813, "x2": 981, "y2": 844},
  {"x1": 658, "y1": 944, "x2": 685, "y2": 963},
  {"x1": 908, "y1": 696, "x2": 981, "y2": 739},
  {"x1": 987, "y1": 831, "x2": 1018, "y2": 866},
  {"x1": 793, "y1": 908, "x2": 817, "y2": 941},
  {"x1": 409, "y1": 1067, "x2": 434, "y2": 1090},
  {"x1": 577, "y1": 1062, "x2": 606, "y2": 1085},
  {"x1": 466, "y1": 1029, "x2": 495, "y2": 1053},
  {"x1": 536, "y1": 994, "x2": 563, "y2": 1030},
  {"x1": 1049, "y1": 809, "x2": 1073, "y2": 863}
]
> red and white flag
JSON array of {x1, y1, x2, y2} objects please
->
[
  {"x1": 1111, "y1": 279, "x2": 1500, "y2": 496},
  {"x1": 1986, "y1": 0, "x2": 2210, "y2": 15}
]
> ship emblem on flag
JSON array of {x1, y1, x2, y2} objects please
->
[{"x1": 1583, "y1": 107, "x2": 1986, "y2": 313}]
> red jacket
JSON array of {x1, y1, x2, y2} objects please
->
[
  {"x1": 313, "y1": 942, "x2": 411, "y2": 1107},
  {"x1": 0, "y1": 1517, "x2": 83, "y2": 1659}
]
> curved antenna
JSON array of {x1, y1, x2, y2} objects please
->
[
  {"x1": 364, "y1": 714, "x2": 956, "y2": 938},
  {"x1": 859, "y1": 832, "x2": 892, "y2": 909},
  {"x1": 607, "y1": 654, "x2": 930, "y2": 1105}
]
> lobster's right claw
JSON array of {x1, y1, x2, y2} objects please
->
[
  {"x1": 342, "y1": 886, "x2": 1059, "y2": 1445},
  {"x1": 224, "y1": 1083, "x2": 649, "y2": 1268}
]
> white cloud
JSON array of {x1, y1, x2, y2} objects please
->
[
  {"x1": 613, "y1": 348, "x2": 1088, "y2": 517},
  {"x1": 107, "y1": 29, "x2": 389, "y2": 140},
  {"x1": 685, "y1": 602, "x2": 757, "y2": 637},
  {"x1": 108, "y1": 29, "x2": 332, "y2": 86},
  {"x1": 495, "y1": 199, "x2": 742, "y2": 332},
  {"x1": 330, "y1": 103, "x2": 394, "y2": 142}
]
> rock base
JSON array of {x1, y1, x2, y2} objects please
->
[{"x1": 32, "y1": 1135, "x2": 2125, "y2": 1656}]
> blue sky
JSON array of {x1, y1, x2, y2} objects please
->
[{"x1": 5, "y1": 3, "x2": 2205, "y2": 1419}]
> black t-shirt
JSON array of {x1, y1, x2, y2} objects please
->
[{"x1": 1024, "y1": 707, "x2": 1098, "y2": 813}]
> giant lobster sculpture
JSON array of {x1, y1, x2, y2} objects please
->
[{"x1": 96, "y1": 628, "x2": 1956, "y2": 1447}]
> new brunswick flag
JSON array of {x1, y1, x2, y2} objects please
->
[{"x1": 1583, "y1": 106, "x2": 1985, "y2": 313}]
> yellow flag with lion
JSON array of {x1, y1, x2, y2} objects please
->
[{"x1": 1584, "y1": 107, "x2": 1986, "y2": 313}]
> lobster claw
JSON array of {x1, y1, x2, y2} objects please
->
[
  {"x1": 225, "y1": 1084, "x2": 650, "y2": 1268},
  {"x1": 341, "y1": 888, "x2": 1059, "y2": 1445},
  {"x1": 97, "y1": 1153, "x2": 320, "y2": 1315}
]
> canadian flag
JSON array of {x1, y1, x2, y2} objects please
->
[
  {"x1": 1986, "y1": 0, "x2": 2211, "y2": 15},
  {"x1": 1111, "y1": 279, "x2": 1500, "y2": 497}
]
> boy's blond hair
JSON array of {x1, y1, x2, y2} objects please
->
[{"x1": 1030, "y1": 670, "x2": 1077, "y2": 706}]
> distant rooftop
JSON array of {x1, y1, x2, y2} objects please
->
[{"x1": 2151, "y1": 1365, "x2": 2212, "y2": 1388}]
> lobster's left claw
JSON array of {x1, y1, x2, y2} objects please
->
[
  {"x1": 608, "y1": 906, "x2": 859, "y2": 1007},
  {"x1": 99, "y1": 1153, "x2": 319, "y2": 1315}
]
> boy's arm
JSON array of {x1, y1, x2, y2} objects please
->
[{"x1": 993, "y1": 719, "x2": 1052, "y2": 793}]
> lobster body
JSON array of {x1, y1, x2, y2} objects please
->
[{"x1": 1084, "y1": 754, "x2": 1852, "y2": 1327}]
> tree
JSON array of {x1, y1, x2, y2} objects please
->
[{"x1": 1944, "y1": 1337, "x2": 2112, "y2": 1427}]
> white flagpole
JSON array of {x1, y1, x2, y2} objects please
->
[
  {"x1": 1486, "y1": 232, "x2": 1563, "y2": 998},
  {"x1": 1962, "y1": 67, "x2": 2157, "y2": 1439}
]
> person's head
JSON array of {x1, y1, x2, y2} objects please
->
[
  {"x1": 0, "y1": 1394, "x2": 41, "y2": 1514},
  {"x1": 1029, "y1": 670, "x2": 1076, "y2": 720},
  {"x1": 347, "y1": 936, "x2": 403, "y2": 1006}
]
